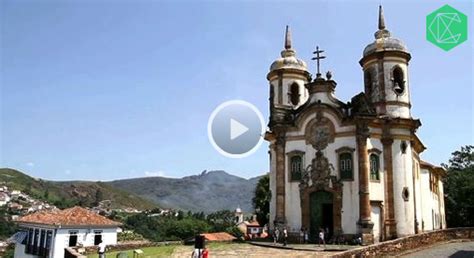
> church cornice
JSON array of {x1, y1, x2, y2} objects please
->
[
  {"x1": 267, "y1": 68, "x2": 311, "y2": 81},
  {"x1": 359, "y1": 50, "x2": 411, "y2": 67}
]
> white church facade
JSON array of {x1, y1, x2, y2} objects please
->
[{"x1": 266, "y1": 6, "x2": 446, "y2": 244}]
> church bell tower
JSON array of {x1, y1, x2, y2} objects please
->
[
  {"x1": 267, "y1": 26, "x2": 311, "y2": 127},
  {"x1": 360, "y1": 6, "x2": 412, "y2": 119}
]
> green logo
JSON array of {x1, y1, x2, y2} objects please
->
[{"x1": 426, "y1": 4, "x2": 468, "y2": 51}]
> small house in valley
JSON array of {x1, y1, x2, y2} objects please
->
[{"x1": 11, "y1": 206, "x2": 122, "y2": 258}]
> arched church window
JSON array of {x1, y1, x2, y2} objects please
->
[
  {"x1": 392, "y1": 67, "x2": 405, "y2": 95},
  {"x1": 339, "y1": 153, "x2": 353, "y2": 180},
  {"x1": 370, "y1": 154, "x2": 380, "y2": 180},
  {"x1": 290, "y1": 155, "x2": 302, "y2": 181},
  {"x1": 289, "y1": 83, "x2": 300, "y2": 106}
]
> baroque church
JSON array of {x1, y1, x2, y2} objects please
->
[{"x1": 265, "y1": 6, "x2": 446, "y2": 244}]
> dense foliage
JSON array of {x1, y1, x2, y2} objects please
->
[
  {"x1": 124, "y1": 209, "x2": 241, "y2": 242},
  {"x1": 252, "y1": 175, "x2": 270, "y2": 226},
  {"x1": 0, "y1": 207, "x2": 17, "y2": 240},
  {"x1": 443, "y1": 145, "x2": 474, "y2": 227}
]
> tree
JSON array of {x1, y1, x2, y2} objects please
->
[
  {"x1": 443, "y1": 145, "x2": 474, "y2": 227},
  {"x1": 252, "y1": 174, "x2": 271, "y2": 226},
  {"x1": 94, "y1": 189, "x2": 104, "y2": 206},
  {"x1": 206, "y1": 210, "x2": 235, "y2": 232},
  {"x1": 44, "y1": 189, "x2": 49, "y2": 199},
  {"x1": 0, "y1": 207, "x2": 17, "y2": 240}
]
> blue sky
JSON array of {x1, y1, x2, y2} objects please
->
[{"x1": 1, "y1": 0, "x2": 472, "y2": 181}]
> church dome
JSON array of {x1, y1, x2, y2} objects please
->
[
  {"x1": 270, "y1": 50, "x2": 308, "y2": 72},
  {"x1": 269, "y1": 26, "x2": 308, "y2": 72},
  {"x1": 363, "y1": 6, "x2": 409, "y2": 57},
  {"x1": 363, "y1": 37, "x2": 408, "y2": 56}
]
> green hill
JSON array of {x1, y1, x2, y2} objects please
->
[{"x1": 0, "y1": 168, "x2": 156, "y2": 210}]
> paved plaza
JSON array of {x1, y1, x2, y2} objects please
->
[{"x1": 171, "y1": 243, "x2": 348, "y2": 257}]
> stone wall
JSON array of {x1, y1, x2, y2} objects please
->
[{"x1": 331, "y1": 228, "x2": 474, "y2": 257}]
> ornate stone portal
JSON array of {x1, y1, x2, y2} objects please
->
[{"x1": 299, "y1": 112, "x2": 343, "y2": 237}]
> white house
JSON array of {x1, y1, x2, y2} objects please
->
[
  {"x1": 0, "y1": 192, "x2": 10, "y2": 206},
  {"x1": 12, "y1": 206, "x2": 122, "y2": 258}
]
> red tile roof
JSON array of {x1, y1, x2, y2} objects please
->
[
  {"x1": 200, "y1": 232, "x2": 236, "y2": 242},
  {"x1": 17, "y1": 206, "x2": 122, "y2": 227}
]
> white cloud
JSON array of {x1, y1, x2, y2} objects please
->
[
  {"x1": 144, "y1": 170, "x2": 165, "y2": 177},
  {"x1": 26, "y1": 162, "x2": 35, "y2": 167}
]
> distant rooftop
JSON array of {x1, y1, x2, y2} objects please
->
[{"x1": 200, "y1": 232, "x2": 236, "y2": 242}]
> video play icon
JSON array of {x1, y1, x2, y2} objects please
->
[
  {"x1": 208, "y1": 100, "x2": 265, "y2": 158},
  {"x1": 230, "y1": 119, "x2": 249, "y2": 140}
]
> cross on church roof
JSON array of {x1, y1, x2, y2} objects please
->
[{"x1": 311, "y1": 46, "x2": 326, "y2": 79}]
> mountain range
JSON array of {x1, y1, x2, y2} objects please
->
[
  {"x1": 0, "y1": 168, "x2": 263, "y2": 213},
  {"x1": 109, "y1": 170, "x2": 262, "y2": 212}
]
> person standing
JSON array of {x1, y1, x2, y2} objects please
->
[
  {"x1": 273, "y1": 228, "x2": 280, "y2": 244},
  {"x1": 283, "y1": 228, "x2": 288, "y2": 246},
  {"x1": 299, "y1": 228, "x2": 304, "y2": 244},
  {"x1": 304, "y1": 229, "x2": 308, "y2": 244},
  {"x1": 97, "y1": 240, "x2": 106, "y2": 258},
  {"x1": 202, "y1": 247, "x2": 209, "y2": 258},
  {"x1": 318, "y1": 228, "x2": 326, "y2": 248}
]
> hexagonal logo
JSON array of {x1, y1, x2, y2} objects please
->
[{"x1": 426, "y1": 4, "x2": 468, "y2": 51}]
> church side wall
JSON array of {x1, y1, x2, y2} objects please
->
[
  {"x1": 439, "y1": 181, "x2": 446, "y2": 229},
  {"x1": 420, "y1": 168, "x2": 433, "y2": 231},
  {"x1": 392, "y1": 139, "x2": 415, "y2": 236},
  {"x1": 413, "y1": 159, "x2": 423, "y2": 233},
  {"x1": 432, "y1": 188, "x2": 441, "y2": 230}
]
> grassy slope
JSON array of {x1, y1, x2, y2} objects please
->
[
  {"x1": 86, "y1": 246, "x2": 176, "y2": 258},
  {"x1": 0, "y1": 168, "x2": 156, "y2": 210}
]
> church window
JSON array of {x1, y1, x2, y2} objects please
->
[
  {"x1": 289, "y1": 83, "x2": 300, "y2": 106},
  {"x1": 392, "y1": 67, "x2": 405, "y2": 95},
  {"x1": 339, "y1": 153, "x2": 353, "y2": 180},
  {"x1": 290, "y1": 155, "x2": 302, "y2": 181},
  {"x1": 370, "y1": 154, "x2": 380, "y2": 180}
]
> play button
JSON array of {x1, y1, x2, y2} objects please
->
[
  {"x1": 230, "y1": 119, "x2": 249, "y2": 140},
  {"x1": 208, "y1": 100, "x2": 265, "y2": 158}
]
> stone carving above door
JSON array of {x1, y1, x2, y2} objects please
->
[
  {"x1": 300, "y1": 150, "x2": 336, "y2": 190},
  {"x1": 305, "y1": 111, "x2": 335, "y2": 151}
]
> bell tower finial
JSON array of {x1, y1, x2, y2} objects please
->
[
  {"x1": 284, "y1": 25, "x2": 292, "y2": 50},
  {"x1": 378, "y1": 5, "x2": 386, "y2": 30},
  {"x1": 374, "y1": 5, "x2": 391, "y2": 39}
]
